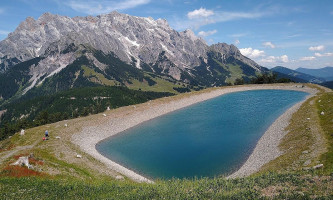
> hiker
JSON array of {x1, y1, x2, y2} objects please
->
[{"x1": 45, "y1": 130, "x2": 49, "y2": 139}]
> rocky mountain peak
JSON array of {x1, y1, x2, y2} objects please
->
[
  {"x1": 17, "y1": 16, "x2": 37, "y2": 31},
  {"x1": 210, "y1": 43, "x2": 240, "y2": 55},
  {"x1": 0, "y1": 11, "x2": 265, "y2": 82},
  {"x1": 182, "y1": 29, "x2": 199, "y2": 41},
  {"x1": 38, "y1": 12, "x2": 55, "y2": 21},
  {"x1": 156, "y1": 18, "x2": 169, "y2": 27}
]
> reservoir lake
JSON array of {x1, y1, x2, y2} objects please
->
[{"x1": 96, "y1": 90, "x2": 308, "y2": 179}]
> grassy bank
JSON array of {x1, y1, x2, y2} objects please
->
[
  {"x1": 0, "y1": 172, "x2": 332, "y2": 199},
  {"x1": 317, "y1": 92, "x2": 333, "y2": 173},
  {"x1": 259, "y1": 85, "x2": 332, "y2": 174}
]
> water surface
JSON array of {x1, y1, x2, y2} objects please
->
[{"x1": 97, "y1": 90, "x2": 307, "y2": 179}]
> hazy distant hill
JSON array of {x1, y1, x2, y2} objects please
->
[
  {"x1": 271, "y1": 66, "x2": 324, "y2": 83},
  {"x1": 296, "y1": 67, "x2": 333, "y2": 81}
]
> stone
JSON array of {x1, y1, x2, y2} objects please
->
[
  {"x1": 115, "y1": 175, "x2": 124, "y2": 180},
  {"x1": 56, "y1": 136, "x2": 61, "y2": 139},
  {"x1": 11, "y1": 156, "x2": 33, "y2": 169},
  {"x1": 20, "y1": 129, "x2": 25, "y2": 136},
  {"x1": 103, "y1": 114, "x2": 107, "y2": 117},
  {"x1": 303, "y1": 160, "x2": 311, "y2": 166},
  {"x1": 313, "y1": 164, "x2": 324, "y2": 169},
  {"x1": 320, "y1": 111, "x2": 324, "y2": 115},
  {"x1": 107, "y1": 106, "x2": 110, "y2": 111},
  {"x1": 302, "y1": 150, "x2": 309, "y2": 154},
  {"x1": 76, "y1": 154, "x2": 82, "y2": 158}
]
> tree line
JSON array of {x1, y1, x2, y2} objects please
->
[
  {"x1": 0, "y1": 86, "x2": 173, "y2": 140},
  {"x1": 234, "y1": 73, "x2": 294, "y2": 85}
]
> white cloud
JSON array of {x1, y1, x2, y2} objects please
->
[
  {"x1": 234, "y1": 39, "x2": 240, "y2": 45},
  {"x1": 262, "y1": 41, "x2": 276, "y2": 48},
  {"x1": 181, "y1": 8, "x2": 267, "y2": 30},
  {"x1": 67, "y1": 0, "x2": 150, "y2": 15},
  {"x1": 309, "y1": 45, "x2": 325, "y2": 51},
  {"x1": 299, "y1": 56, "x2": 316, "y2": 61},
  {"x1": 260, "y1": 55, "x2": 289, "y2": 63},
  {"x1": 280, "y1": 55, "x2": 289, "y2": 63},
  {"x1": 239, "y1": 48, "x2": 265, "y2": 59},
  {"x1": 198, "y1": 30, "x2": 217, "y2": 37},
  {"x1": 0, "y1": 30, "x2": 9, "y2": 35},
  {"x1": 187, "y1": 8, "x2": 214, "y2": 19},
  {"x1": 287, "y1": 34, "x2": 301, "y2": 38},
  {"x1": 315, "y1": 52, "x2": 333, "y2": 57}
]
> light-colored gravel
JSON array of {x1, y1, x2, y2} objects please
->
[{"x1": 71, "y1": 84, "x2": 318, "y2": 183}]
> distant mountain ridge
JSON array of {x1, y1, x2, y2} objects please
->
[
  {"x1": 0, "y1": 11, "x2": 268, "y2": 104},
  {"x1": 296, "y1": 67, "x2": 333, "y2": 81},
  {"x1": 271, "y1": 66, "x2": 325, "y2": 83}
]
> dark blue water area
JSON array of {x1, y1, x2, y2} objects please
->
[{"x1": 96, "y1": 90, "x2": 308, "y2": 179}]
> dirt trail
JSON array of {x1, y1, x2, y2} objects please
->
[
  {"x1": 0, "y1": 140, "x2": 39, "y2": 165},
  {"x1": 297, "y1": 96, "x2": 329, "y2": 168}
]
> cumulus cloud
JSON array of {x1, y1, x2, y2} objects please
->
[
  {"x1": 314, "y1": 52, "x2": 333, "y2": 57},
  {"x1": 262, "y1": 41, "x2": 276, "y2": 48},
  {"x1": 300, "y1": 56, "x2": 316, "y2": 61},
  {"x1": 198, "y1": 30, "x2": 217, "y2": 37},
  {"x1": 280, "y1": 55, "x2": 289, "y2": 63},
  {"x1": 234, "y1": 39, "x2": 240, "y2": 45},
  {"x1": 67, "y1": 0, "x2": 150, "y2": 15},
  {"x1": 239, "y1": 48, "x2": 265, "y2": 59},
  {"x1": 260, "y1": 55, "x2": 289, "y2": 63},
  {"x1": 309, "y1": 45, "x2": 325, "y2": 51},
  {"x1": 187, "y1": 7, "x2": 214, "y2": 19}
]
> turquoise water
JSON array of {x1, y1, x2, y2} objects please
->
[{"x1": 96, "y1": 90, "x2": 308, "y2": 179}]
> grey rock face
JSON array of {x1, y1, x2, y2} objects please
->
[
  {"x1": 0, "y1": 11, "x2": 263, "y2": 79},
  {"x1": 209, "y1": 43, "x2": 263, "y2": 71}
]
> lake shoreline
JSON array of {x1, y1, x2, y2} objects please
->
[{"x1": 72, "y1": 84, "x2": 318, "y2": 183}]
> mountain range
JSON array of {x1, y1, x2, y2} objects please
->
[
  {"x1": 0, "y1": 11, "x2": 269, "y2": 106},
  {"x1": 271, "y1": 66, "x2": 333, "y2": 89},
  {"x1": 271, "y1": 66, "x2": 326, "y2": 83},
  {"x1": 295, "y1": 67, "x2": 333, "y2": 81}
]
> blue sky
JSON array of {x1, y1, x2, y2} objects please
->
[{"x1": 0, "y1": 0, "x2": 332, "y2": 69}]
